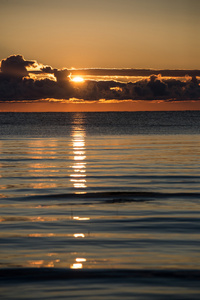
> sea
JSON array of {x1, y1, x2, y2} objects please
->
[{"x1": 0, "y1": 110, "x2": 200, "y2": 299}]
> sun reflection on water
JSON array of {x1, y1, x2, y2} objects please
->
[
  {"x1": 70, "y1": 114, "x2": 87, "y2": 191},
  {"x1": 73, "y1": 216, "x2": 90, "y2": 221},
  {"x1": 70, "y1": 257, "x2": 87, "y2": 269},
  {"x1": 73, "y1": 233, "x2": 85, "y2": 238},
  {"x1": 70, "y1": 263, "x2": 83, "y2": 269},
  {"x1": 76, "y1": 258, "x2": 86, "y2": 262}
]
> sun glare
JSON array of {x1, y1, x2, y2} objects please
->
[{"x1": 72, "y1": 76, "x2": 84, "y2": 83}]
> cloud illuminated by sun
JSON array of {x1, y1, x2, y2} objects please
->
[{"x1": 71, "y1": 76, "x2": 84, "y2": 83}]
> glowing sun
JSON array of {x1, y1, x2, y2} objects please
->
[{"x1": 71, "y1": 76, "x2": 84, "y2": 83}]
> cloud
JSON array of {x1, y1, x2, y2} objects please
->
[
  {"x1": 0, "y1": 55, "x2": 200, "y2": 102},
  {"x1": 71, "y1": 75, "x2": 200, "y2": 101},
  {"x1": 53, "y1": 69, "x2": 70, "y2": 85},
  {"x1": 41, "y1": 66, "x2": 54, "y2": 74},
  {"x1": 0, "y1": 55, "x2": 35, "y2": 79}
]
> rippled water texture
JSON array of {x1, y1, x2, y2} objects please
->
[{"x1": 0, "y1": 111, "x2": 200, "y2": 299}]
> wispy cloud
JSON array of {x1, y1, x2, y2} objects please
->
[{"x1": 0, "y1": 55, "x2": 200, "y2": 102}]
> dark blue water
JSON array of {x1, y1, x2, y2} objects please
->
[{"x1": 0, "y1": 111, "x2": 200, "y2": 299}]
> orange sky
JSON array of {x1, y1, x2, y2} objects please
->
[
  {"x1": 0, "y1": 0, "x2": 200, "y2": 69},
  {"x1": 1, "y1": 100, "x2": 200, "y2": 112}
]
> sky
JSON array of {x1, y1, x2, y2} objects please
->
[
  {"x1": 1, "y1": 0, "x2": 200, "y2": 69},
  {"x1": 0, "y1": 0, "x2": 200, "y2": 111}
]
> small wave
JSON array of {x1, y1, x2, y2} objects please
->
[
  {"x1": 1, "y1": 268, "x2": 200, "y2": 283},
  {"x1": 3, "y1": 190, "x2": 200, "y2": 204}
]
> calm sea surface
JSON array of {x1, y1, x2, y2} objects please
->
[{"x1": 0, "y1": 111, "x2": 200, "y2": 299}]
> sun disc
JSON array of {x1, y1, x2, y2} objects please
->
[{"x1": 72, "y1": 76, "x2": 84, "y2": 83}]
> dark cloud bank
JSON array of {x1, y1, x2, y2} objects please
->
[{"x1": 0, "y1": 55, "x2": 200, "y2": 102}]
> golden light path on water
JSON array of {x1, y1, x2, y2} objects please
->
[
  {"x1": 70, "y1": 113, "x2": 87, "y2": 192},
  {"x1": 69, "y1": 113, "x2": 88, "y2": 269}
]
